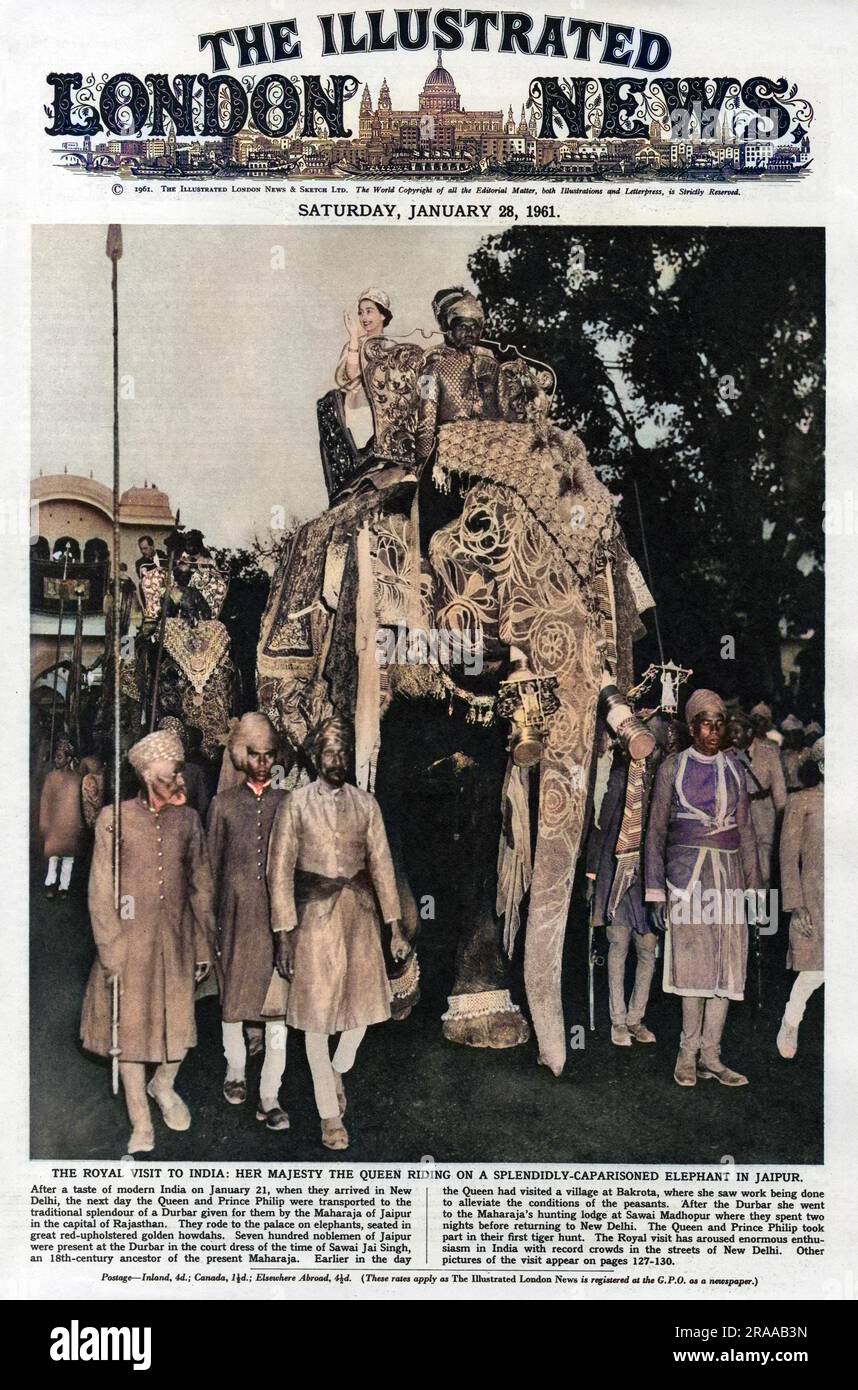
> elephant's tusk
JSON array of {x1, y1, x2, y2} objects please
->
[{"x1": 286, "y1": 599, "x2": 325, "y2": 621}]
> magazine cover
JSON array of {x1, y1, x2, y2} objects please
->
[{"x1": 2, "y1": 0, "x2": 856, "y2": 1340}]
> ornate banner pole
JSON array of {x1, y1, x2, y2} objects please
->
[
  {"x1": 48, "y1": 542, "x2": 72, "y2": 755},
  {"x1": 107, "y1": 225, "x2": 123, "y2": 913}
]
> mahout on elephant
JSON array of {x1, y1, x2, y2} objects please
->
[
  {"x1": 124, "y1": 528, "x2": 236, "y2": 758},
  {"x1": 257, "y1": 284, "x2": 656, "y2": 1075}
]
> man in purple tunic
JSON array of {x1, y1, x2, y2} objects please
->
[{"x1": 645, "y1": 689, "x2": 761, "y2": 1088}]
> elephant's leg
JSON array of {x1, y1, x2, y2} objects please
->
[
  {"x1": 385, "y1": 823, "x2": 422, "y2": 1021},
  {"x1": 374, "y1": 710, "x2": 424, "y2": 1021},
  {"x1": 439, "y1": 729, "x2": 529, "y2": 1050},
  {"x1": 375, "y1": 697, "x2": 528, "y2": 1049}
]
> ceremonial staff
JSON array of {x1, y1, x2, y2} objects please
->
[
  {"x1": 587, "y1": 895, "x2": 604, "y2": 1033},
  {"x1": 110, "y1": 971, "x2": 121, "y2": 1097},
  {"x1": 107, "y1": 226, "x2": 123, "y2": 1093},
  {"x1": 68, "y1": 585, "x2": 84, "y2": 750},
  {"x1": 753, "y1": 918, "x2": 764, "y2": 1012},
  {"x1": 47, "y1": 542, "x2": 72, "y2": 756},
  {"x1": 588, "y1": 910, "x2": 596, "y2": 1033},
  {"x1": 107, "y1": 225, "x2": 122, "y2": 912}
]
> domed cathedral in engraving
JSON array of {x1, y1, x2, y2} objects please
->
[
  {"x1": 358, "y1": 56, "x2": 504, "y2": 145},
  {"x1": 419, "y1": 56, "x2": 461, "y2": 117}
]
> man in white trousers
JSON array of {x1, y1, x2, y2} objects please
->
[{"x1": 267, "y1": 716, "x2": 409, "y2": 1150}]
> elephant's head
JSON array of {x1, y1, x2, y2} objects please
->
[{"x1": 425, "y1": 414, "x2": 627, "y2": 1075}]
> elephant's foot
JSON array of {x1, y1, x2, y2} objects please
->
[{"x1": 442, "y1": 990, "x2": 530, "y2": 1049}]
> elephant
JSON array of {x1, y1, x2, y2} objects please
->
[
  {"x1": 102, "y1": 550, "x2": 237, "y2": 763},
  {"x1": 256, "y1": 297, "x2": 654, "y2": 1075}
]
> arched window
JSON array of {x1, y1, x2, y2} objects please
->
[
  {"x1": 51, "y1": 536, "x2": 81, "y2": 562},
  {"x1": 31, "y1": 536, "x2": 50, "y2": 560},
  {"x1": 83, "y1": 538, "x2": 109, "y2": 565}
]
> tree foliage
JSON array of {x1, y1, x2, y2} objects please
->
[{"x1": 469, "y1": 227, "x2": 824, "y2": 711}]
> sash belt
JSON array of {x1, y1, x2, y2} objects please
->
[{"x1": 295, "y1": 867, "x2": 370, "y2": 911}]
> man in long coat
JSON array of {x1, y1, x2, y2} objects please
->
[
  {"x1": 747, "y1": 702, "x2": 787, "y2": 885},
  {"x1": 585, "y1": 716, "x2": 678, "y2": 1047},
  {"x1": 39, "y1": 738, "x2": 85, "y2": 899},
  {"x1": 777, "y1": 738, "x2": 824, "y2": 1058},
  {"x1": 645, "y1": 690, "x2": 761, "y2": 1088},
  {"x1": 267, "y1": 716, "x2": 409, "y2": 1151},
  {"x1": 81, "y1": 729, "x2": 215, "y2": 1155},
  {"x1": 207, "y1": 712, "x2": 289, "y2": 1128},
  {"x1": 779, "y1": 714, "x2": 810, "y2": 793}
]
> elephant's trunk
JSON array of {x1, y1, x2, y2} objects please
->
[
  {"x1": 522, "y1": 680, "x2": 597, "y2": 1076},
  {"x1": 523, "y1": 855, "x2": 574, "y2": 1077}
]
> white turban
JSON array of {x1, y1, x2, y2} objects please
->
[{"x1": 128, "y1": 730, "x2": 184, "y2": 777}]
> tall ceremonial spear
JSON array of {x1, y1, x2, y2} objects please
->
[
  {"x1": 67, "y1": 584, "x2": 85, "y2": 749},
  {"x1": 47, "y1": 542, "x2": 72, "y2": 756},
  {"x1": 106, "y1": 225, "x2": 123, "y2": 1096}
]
